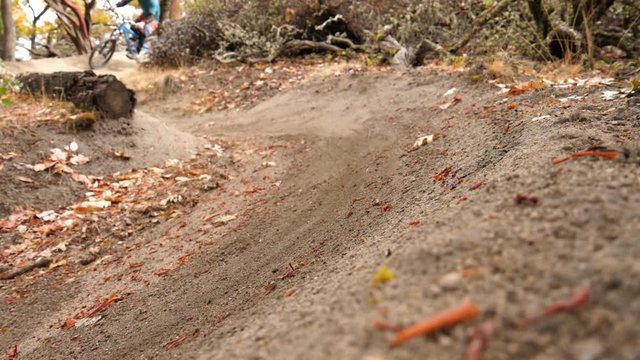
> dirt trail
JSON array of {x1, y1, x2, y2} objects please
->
[
  {"x1": 4, "y1": 52, "x2": 137, "y2": 79},
  {"x1": 2, "y1": 66, "x2": 640, "y2": 360}
]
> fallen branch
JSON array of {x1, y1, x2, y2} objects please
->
[
  {"x1": 269, "y1": 40, "x2": 344, "y2": 62},
  {"x1": 0, "y1": 257, "x2": 52, "y2": 280},
  {"x1": 450, "y1": 0, "x2": 516, "y2": 54}
]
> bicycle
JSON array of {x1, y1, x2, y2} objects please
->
[{"x1": 88, "y1": 1, "x2": 154, "y2": 69}]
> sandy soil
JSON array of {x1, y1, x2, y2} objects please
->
[
  {"x1": 1, "y1": 62, "x2": 639, "y2": 360},
  {"x1": 4, "y1": 52, "x2": 137, "y2": 80}
]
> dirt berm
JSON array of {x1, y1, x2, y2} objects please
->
[{"x1": 1, "y1": 71, "x2": 639, "y2": 360}]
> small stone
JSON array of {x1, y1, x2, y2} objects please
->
[
  {"x1": 438, "y1": 272, "x2": 463, "y2": 289},
  {"x1": 78, "y1": 253, "x2": 98, "y2": 266}
]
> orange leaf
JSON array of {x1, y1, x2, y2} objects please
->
[
  {"x1": 155, "y1": 268, "x2": 172, "y2": 276},
  {"x1": 61, "y1": 318, "x2": 76, "y2": 330},
  {"x1": 165, "y1": 335, "x2": 188, "y2": 349},
  {"x1": 86, "y1": 294, "x2": 122, "y2": 318}
]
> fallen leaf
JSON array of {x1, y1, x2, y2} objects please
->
[
  {"x1": 521, "y1": 286, "x2": 590, "y2": 326},
  {"x1": 371, "y1": 266, "x2": 396, "y2": 287},
  {"x1": 439, "y1": 96, "x2": 462, "y2": 109},
  {"x1": 6, "y1": 345, "x2": 17, "y2": 360},
  {"x1": 165, "y1": 335, "x2": 188, "y2": 350},
  {"x1": 61, "y1": 318, "x2": 76, "y2": 330},
  {"x1": 408, "y1": 219, "x2": 421, "y2": 226},
  {"x1": 74, "y1": 200, "x2": 111, "y2": 214},
  {"x1": 379, "y1": 204, "x2": 393, "y2": 213},
  {"x1": 442, "y1": 87, "x2": 457, "y2": 97},
  {"x1": 49, "y1": 260, "x2": 68, "y2": 269},
  {"x1": 411, "y1": 133, "x2": 443, "y2": 151},
  {"x1": 113, "y1": 150, "x2": 132, "y2": 160},
  {"x1": 213, "y1": 214, "x2": 237, "y2": 227},
  {"x1": 86, "y1": 294, "x2": 123, "y2": 318},
  {"x1": 36, "y1": 210, "x2": 58, "y2": 222},
  {"x1": 155, "y1": 268, "x2": 172, "y2": 276},
  {"x1": 17, "y1": 176, "x2": 35, "y2": 183},
  {"x1": 466, "y1": 321, "x2": 497, "y2": 360},
  {"x1": 0, "y1": 152, "x2": 18, "y2": 161},
  {"x1": 50, "y1": 148, "x2": 68, "y2": 162},
  {"x1": 514, "y1": 194, "x2": 539, "y2": 206},
  {"x1": 70, "y1": 154, "x2": 91, "y2": 165}
]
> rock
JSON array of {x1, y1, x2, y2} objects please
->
[
  {"x1": 78, "y1": 253, "x2": 98, "y2": 266},
  {"x1": 438, "y1": 272, "x2": 463, "y2": 289}
]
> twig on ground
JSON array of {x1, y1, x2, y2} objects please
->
[
  {"x1": 390, "y1": 300, "x2": 480, "y2": 347},
  {"x1": 552, "y1": 151, "x2": 618, "y2": 165}
]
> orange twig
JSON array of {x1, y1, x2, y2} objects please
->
[
  {"x1": 553, "y1": 151, "x2": 618, "y2": 165},
  {"x1": 391, "y1": 300, "x2": 480, "y2": 347}
]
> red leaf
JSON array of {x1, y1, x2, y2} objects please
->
[
  {"x1": 434, "y1": 166, "x2": 452, "y2": 181},
  {"x1": 129, "y1": 262, "x2": 144, "y2": 269},
  {"x1": 466, "y1": 321, "x2": 497, "y2": 360},
  {"x1": 408, "y1": 220, "x2": 421, "y2": 226},
  {"x1": 165, "y1": 335, "x2": 188, "y2": 350},
  {"x1": 522, "y1": 286, "x2": 590, "y2": 326},
  {"x1": 514, "y1": 194, "x2": 539, "y2": 206},
  {"x1": 6, "y1": 345, "x2": 17, "y2": 360},
  {"x1": 155, "y1": 268, "x2": 172, "y2": 276},
  {"x1": 379, "y1": 204, "x2": 393, "y2": 213}
]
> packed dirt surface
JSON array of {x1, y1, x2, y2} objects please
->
[
  {"x1": 1, "y1": 61, "x2": 640, "y2": 360},
  {"x1": 4, "y1": 52, "x2": 137, "y2": 79}
]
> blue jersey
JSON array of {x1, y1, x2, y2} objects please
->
[{"x1": 117, "y1": 0, "x2": 161, "y2": 21}]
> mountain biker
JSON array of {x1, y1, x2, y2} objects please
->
[{"x1": 111, "y1": 0, "x2": 161, "y2": 59}]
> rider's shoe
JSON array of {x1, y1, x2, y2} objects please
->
[{"x1": 137, "y1": 50, "x2": 150, "y2": 63}]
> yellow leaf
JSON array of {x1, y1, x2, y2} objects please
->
[{"x1": 371, "y1": 266, "x2": 395, "y2": 287}]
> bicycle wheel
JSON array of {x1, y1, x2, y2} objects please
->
[{"x1": 89, "y1": 39, "x2": 117, "y2": 69}]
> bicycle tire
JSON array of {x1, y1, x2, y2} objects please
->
[{"x1": 89, "y1": 39, "x2": 117, "y2": 69}]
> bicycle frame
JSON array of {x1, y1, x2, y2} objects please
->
[{"x1": 102, "y1": 0, "x2": 142, "y2": 54}]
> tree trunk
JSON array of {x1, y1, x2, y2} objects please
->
[
  {"x1": 1, "y1": 0, "x2": 16, "y2": 61},
  {"x1": 44, "y1": 0, "x2": 92, "y2": 54},
  {"x1": 159, "y1": 0, "x2": 169, "y2": 22},
  {"x1": 17, "y1": 71, "x2": 137, "y2": 119},
  {"x1": 169, "y1": 0, "x2": 182, "y2": 21}
]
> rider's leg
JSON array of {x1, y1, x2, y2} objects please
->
[{"x1": 139, "y1": 20, "x2": 158, "y2": 53}]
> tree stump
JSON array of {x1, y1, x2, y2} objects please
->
[{"x1": 17, "y1": 71, "x2": 136, "y2": 119}]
